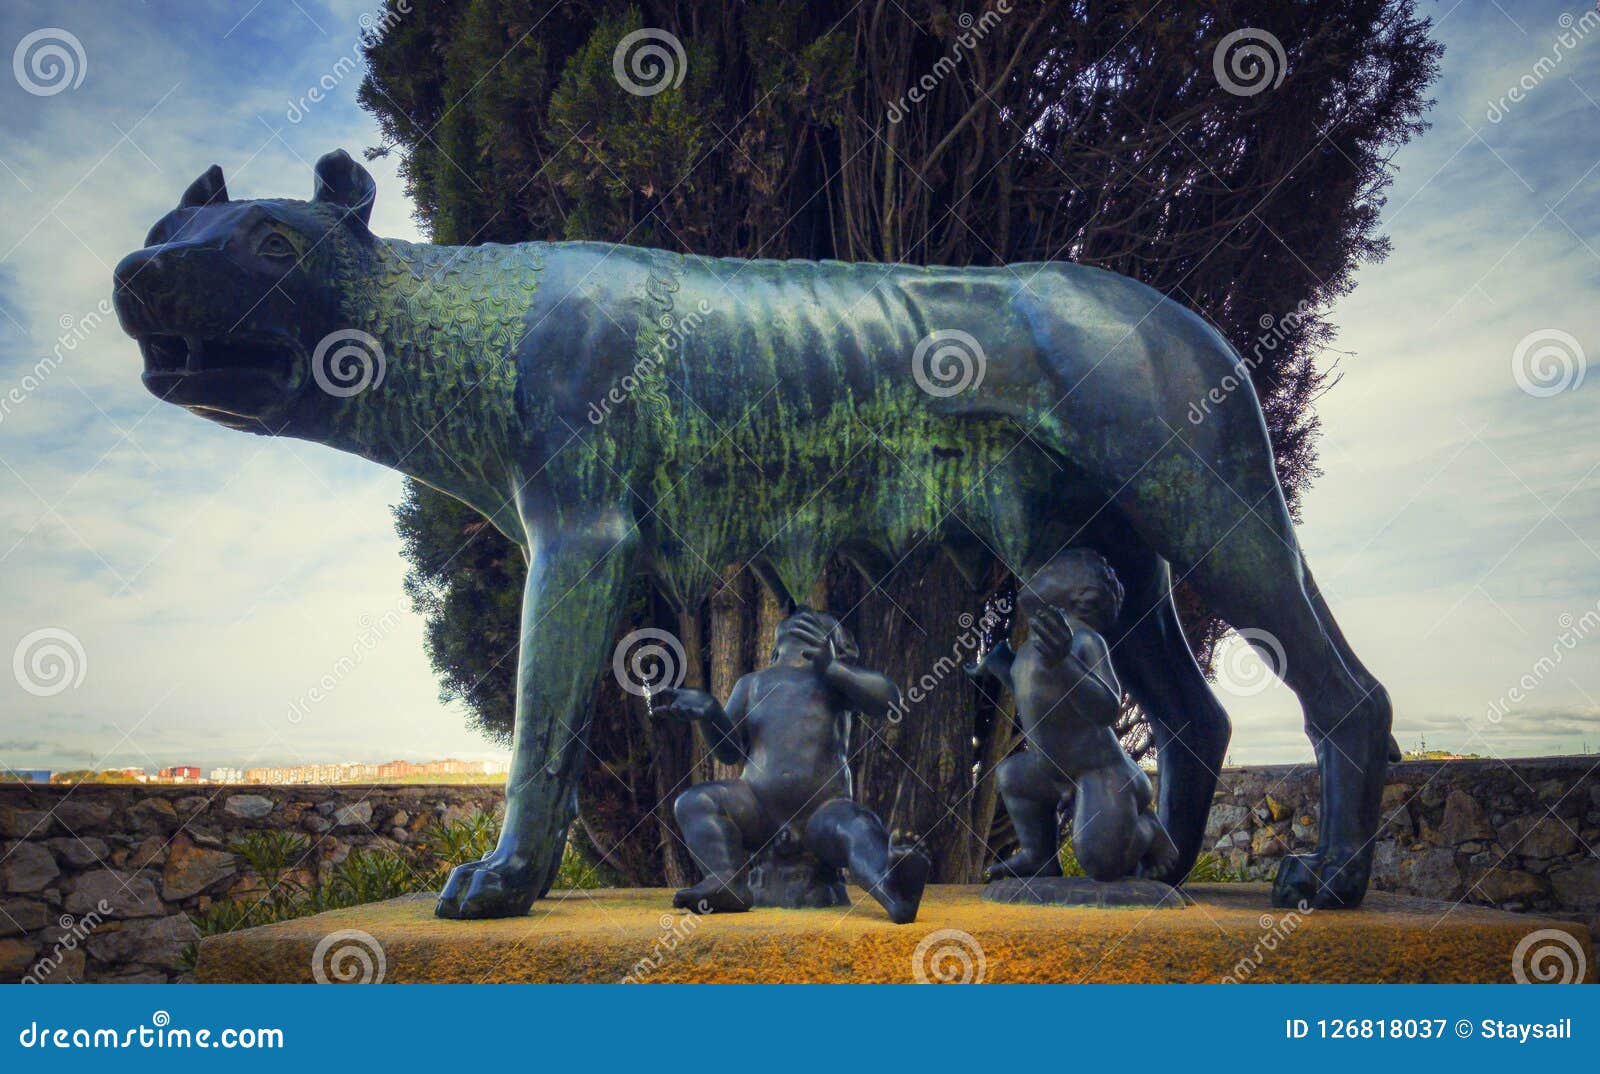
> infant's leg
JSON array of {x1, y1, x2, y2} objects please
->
[
  {"x1": 803, "y1": 799, "x2": 929, "y2": 924},
  {"x1": 988, "y1": 751, "x2": 1066, "y2": 880},
  {"x1": 1072, "y1": 767, "x2": 1144, "y2": 881},
  {"x1": 672, "y1": 779, "x2": 763, "y2": 913}
]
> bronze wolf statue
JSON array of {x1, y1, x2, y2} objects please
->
[{"x1": 112, "y1": 150, "x2": 1393, "y2": 917}]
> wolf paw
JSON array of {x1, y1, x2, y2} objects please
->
[{"x1": 435, "y1": 856, "x2": 539, "y2": 919}]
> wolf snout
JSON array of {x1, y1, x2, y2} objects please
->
[{"x1": 112, "y1": 248, "x2": 177, "y2": 335}]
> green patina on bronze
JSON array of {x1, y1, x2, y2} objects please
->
[{"x1": 113, "y1": 152, "x2": 1395, "y2": 919}]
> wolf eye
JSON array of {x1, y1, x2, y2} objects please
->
[{"x1": 255, "y1": 231, "x2": 298, "y2": 259}]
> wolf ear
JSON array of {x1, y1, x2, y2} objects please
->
[
  {"x1": 179, "y1": 164, "x2": 228, "y2": 209},
  {"x1": 312, "y1": 149, "x2": 376, "y2": 227}
]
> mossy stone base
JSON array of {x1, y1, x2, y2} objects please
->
[{"x1": 195, "y1": 884, "x2": 1596, "y2": 984}]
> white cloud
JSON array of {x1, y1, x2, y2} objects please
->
[{"x1": 0, "y1": 0, "x2": 503, "y2": 773}]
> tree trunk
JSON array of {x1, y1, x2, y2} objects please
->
[
  {"x1": 705, "y1": 568, "x2": 755, "y2": 782},
  {"x1": 825, "y1": 550, "x2": 992, "y2": 883}
]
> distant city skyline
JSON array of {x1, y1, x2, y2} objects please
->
[{"x1": 8, "y1": 756, "x2": 510, "y2": 784}]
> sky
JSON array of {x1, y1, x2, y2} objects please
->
[{"x1": 0, "y1": 0, "x2": 1596, "y2": 775}]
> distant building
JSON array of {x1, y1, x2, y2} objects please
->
[
  {"x1": 157, "y1": 766, "x2": 202, "y2": 783},
  {"x1": 209, "y1": 759, "x2": 497, "y2": 785},
  {"x1": 12, "y1": 770, "x2": 51, "y2": 783}
]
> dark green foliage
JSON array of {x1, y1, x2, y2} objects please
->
[
  {"x1": 187, "y1": 811, "x2": 608, "y2": 960},
  {"x1": 360, "y1": 0, "x2": 1440, "y2": 880},
  {"x1": 394, "y1": 483, "x2": 524, "y2": 743}
]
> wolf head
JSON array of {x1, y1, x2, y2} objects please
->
[{"x1": 112, "y1": 149, "x2": 380, "y2": 433}]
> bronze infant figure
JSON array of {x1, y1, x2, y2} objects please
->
[
  {"x1": 656, "y1": 610, "x2": 931, "y2": 924},
  {"x1": 971, "y1": 550, "x2": 1179, "y2": 884}
]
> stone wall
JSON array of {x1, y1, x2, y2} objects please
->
[
  {"x1": 1201, "y1": 757, "x2": 1599, "y2": 934},
  {"x1": 0, "y1": 783, "x2": 501, "y2": 983},
  {"x1": 2, "y1": 756, "x2": 1596, "y2": 982}
]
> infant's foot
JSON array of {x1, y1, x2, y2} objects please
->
[
  {"x1": 984, "y1": 849, "x2": 1064, "y2": 882},
  {"x1": 1136, "y1": 814, "x2": 1180, "y2": 879},
  {"x1": 873, "y1": 845, "x2": 931, "y2": 924},
  {"x1": 673, "y1": 876, "x2": 752, "y2": 914}
]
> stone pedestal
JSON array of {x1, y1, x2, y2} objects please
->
[
  {"x1": 196, "y1": 884, "x2": 1596, "y2": 984},
  {"x1": 984, "y1": 876, "x2": 1187, "y2": 908},
  {"x1": 746, "y1": 834, "x2": 849, "y2": 909}
]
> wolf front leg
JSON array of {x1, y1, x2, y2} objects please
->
[{"x1": 436, "y1": 521, "x2": 635, "y2": 919}]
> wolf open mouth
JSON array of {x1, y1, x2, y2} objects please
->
[{"x1": 139, "y1": 334, "x2": 286, "y2": 376}]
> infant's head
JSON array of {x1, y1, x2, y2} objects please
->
[
  {"x1": 1018, "y1": 549, "x2": 1123, "y2": 633},
  {"x1": 772, "y1": 609, "x2": 859, "y2": 663}
]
